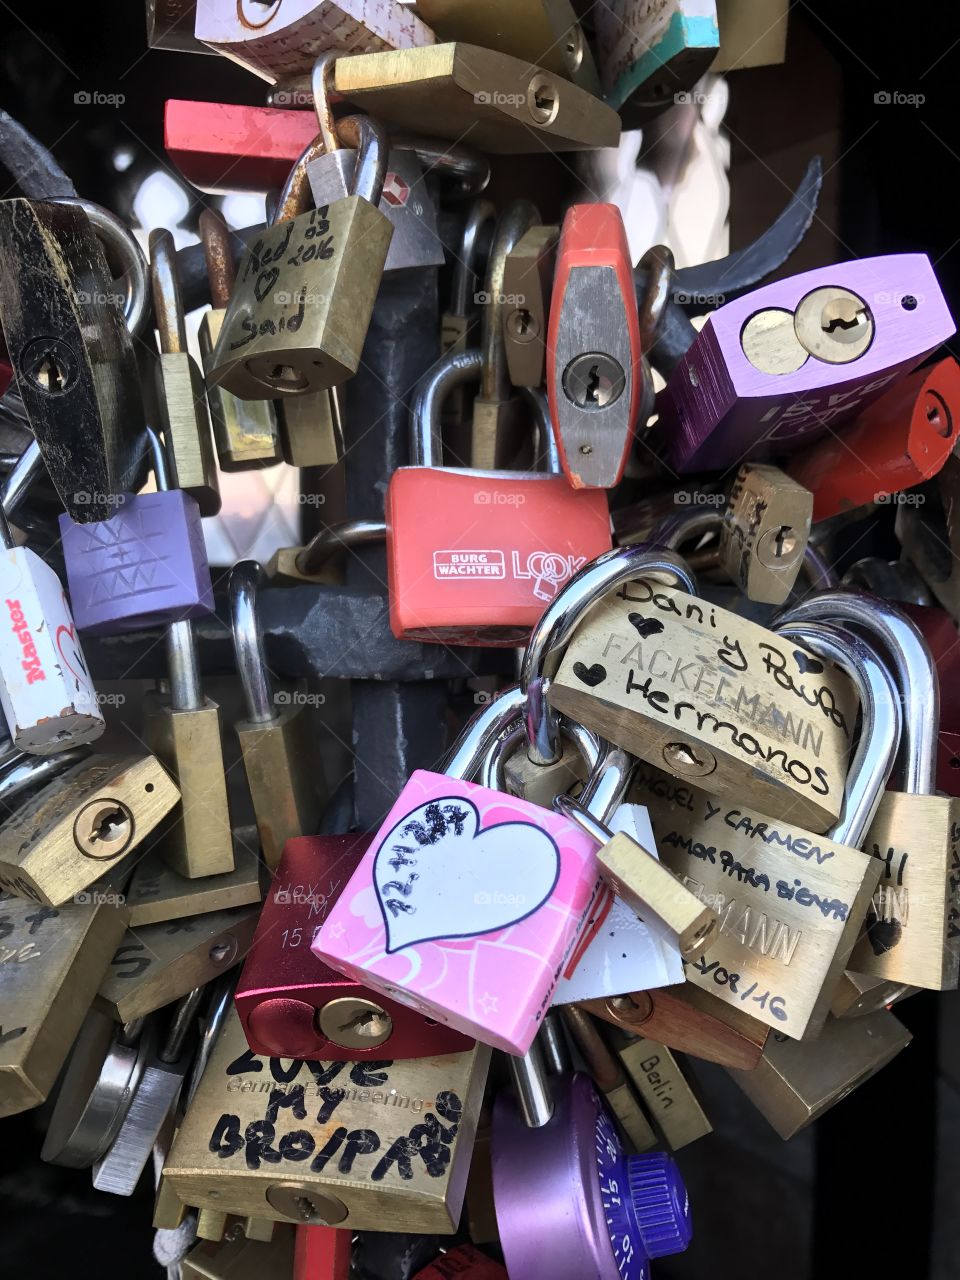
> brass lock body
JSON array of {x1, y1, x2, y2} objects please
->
[
  {"x1": 0, "y1": 891, "x2": 127, "y2": 1117},
  {"x1": 613, "y1": 1031, "x2": 713, "y2": 1150},
  {"x1": 718, "y1": 463, "x2": 813, "y2": 604},
  {"x1": 501, "y1": 224, "x2": 559, "y2": 389},
  {"x1": 97, "y1": 905, "x2": 259, "y2": 1021},
  {"x1": 182, "y1": 1227, "x2": 295, "y2": 1279},
  {"x1": 276, "y1": 388, "x2": 344, "y2": 467},
  {"x1": 550, "y1": 584, "x2": 858, "y2": 833},
  {"x1": 143, "y1": 691, "x2": 236, "y2": 879},
  {"x1": 235, "y1": 704, "x2": 323, "y2": 871},
  {"x1": 164, "y1": 1010, "x2": 490, "y2": 1233},
  {"x1": 126, "y1": 845, "x2": 264, "y2": 926},
  {"x1": 503, "y1": 738, "x2": 587, "y2": 807},
  {"x1": 831, "y1": 971, "x2": 917, "y2": 1019},
  {"x1": 561, "y1": 1006, "x2": 657, "y2": 1153},
  {"x1": 631, "y1": 764, "x2": 882, "y2": 1040},
  {"x1": 0, "y1": 754, "x2": 180, "y2": 907}
]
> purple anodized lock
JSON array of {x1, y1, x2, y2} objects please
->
[
  {"x1": 658, "y1": 253, "x2": 955, "y2": 473},
  {"x1": 59, "y1": 428, "x2": 214, "y2": 635},
  {"x1": 492, "y1": 1068, "x2": 692, "y2": 1280}
]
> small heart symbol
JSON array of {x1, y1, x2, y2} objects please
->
[
  {"x1": 373, "y1": 797, "x2": 560, "y2": 953},
  {"x1": 254, "y1": 267, "x2": 280, "y2": 303},
  {"x1": 56, "y1": 622, "x2": 89, "y2": 683},
  {"x1": 865, "y1": 911, "x2": 902, "y2": 955},
  {"x1": 627, "y1": 613, "x2": 664, "y2": 638},
  {"x1": 793, "y1": 650, "x2": 824, "y2": 675},
  {"x1": 0, "y1": 1025, "x2": 26, "y2": 1045},
  {"x1": 573, "y1": 661, "x2": 606, "y2": 687}
]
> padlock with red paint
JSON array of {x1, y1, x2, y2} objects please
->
[
  {"x1": 547, "y1": 203, "x2": 641, "y2": 490},
  {"x1": 235, "y1": 834, "x2": 474, "y2": 1060},
  {"x1": 164, "y1": 100, "x2": 317, "y2": 193},
  {"x1": 295, "y1": 1224, "x2": 351, "y2": 1280},
  {"x1": 788, "y1": 356, "x2": 960, "y2": 520},
  {"x1": 411, "y1": 1244, "x2": 506, "y2": 1280},
  {"x1": 386, "y1": 379, "x2": 611, "y2": 646}
]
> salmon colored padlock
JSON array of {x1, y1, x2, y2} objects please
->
[{"x1": 386, "y1": 368, "x2": 612, "y2": 646}]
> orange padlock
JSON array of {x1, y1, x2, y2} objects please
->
[
  {"x1": 386, "y1": 371, "x2": 612, "y2": 646},
  {"x1": 295, "y1": 1224, "x2": 351, "y2": 1280},
  {"x1": 546, "y1": 203, "x2": 642, "y2": 490},
  {"x1": 787, "y1": 356, "x2": 960, "y2": 521}
]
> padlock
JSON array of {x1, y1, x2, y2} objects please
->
[
  {"x1": 276, "y1": 385, "x2": 345, "y2": 468},
  {"x1": 150, "y1": 228, "x2": 221, "y2": 516},
  {"x1": 441, "y1": 199, "x2": 495, "y2": 432},
  {"x1": 331, "y1": 45, "x2": 620, "y2": 153},
  {"x1": 787, "y1": 355, "x2": 960, "y2": 521},
  {"x1": 609, "y1": 1028, "x2": 713, "y2": 1150},
  {"x1": 125, "y1": 843, "x2": 264, "y2": 926},
  {"x1": 207, "y1": 117, "x2": 393, "y2": 401},
  {"x1": 628, "y1": 616, "x2": 901, "y2": 1039},
  {"x1": 502, "y1": 223, "x2": 558, "y2": 391},
  {"x1": 295, "y1": 1224, "x2": 350, "y2": 1280},
  {"x1": 165, "y1": 100, "x2": 318, "y2": 192},
  {"x1": 491, "y1": 1042, "x2": 692, "y2": 1280},
  {"x1": 657, "y1": 255, "x2": 955, "y2": 473},
  {"x1": 781, "y1": 590, "x2": 960, "y2": 991},
  {"x1": 93, "y1": 987, "x2": 205, "y2": 1194},
  {"x1": 547, "y1": 203, "x2": 641, "y2": 490},
  {"x1": 593, "y1": 1, "x2": 720, "y2": 124},
  {"x1": 0, "y1": 888, "x2": 127, "y2": 1117},
  {"x1": 0, "y1": 750, "x2": 179, "y2": 907},
  {"x1": 548, "y1": 575, "x2": 859, "y2": 834},
  {"x1": 354, "y1": 1227, "x2": 441, "y2": 1280},
  {"x1": 272, "y1": 516, "x2": 384, "y2": 585},
  {"x1": 728, "y1": 1012, "x2": 912, "y2": 1139},
  {"x1": 183, "y1": 1227, "x2": 296, "y2": 1279},
  {"x1": 560, "y1": 1005, "x2": 659, "y2": 1153},
  {"x1": 0, "y1": 497, "x2": 105, "y2": 754},
  {"x1": 0, "y1": 198, "x2": 147, "y2": 524},
  {"x1": 713, "y1": 0, "x2": 789, "y2": 72},
  {"x1": 306, "y1": 55, "x2": 447, "y2": 275},
  {"x1": 162, "y1": 1006, "x2": 490, "y2": 1232},
  {"x1": 495, "y1": 709, "x2": 590, "y2": 809},
  {"x1": 830, "y1": 971, "x2": 917, "y2": 1019},
  {"x1": 717, "y1": 463, "x2": 813, "y2": 604},
  {"x1": 230, "y1": 560, "x2": 325, "y2": 870},
  {"x1": 314, "y1": 695, "x2": 606, "y2": 1053},
  {"x1": 142, "y1": 593, "x2": 235, "y2": 880},
  {"x1": 198, "y1": 209, "x2": 282, "y2": 471},
  {"x1": 193, "y1": 0, "x2": 436, "y2": 83},
  {"x1": 58, "y1": 426, "x2": 215, "y2": 635},
  {"x1": 409, "y1": 0, "x2": 601, "y2": 93},
  {"x1": 409, "y1": 1246, "x2": 505, "y2": 1280},
  {"x1": 555, "y1": 793, "x2": 719, "y2": 956},
  {"x1": 577, "y1": 980, "x2": 769, "y2": 1071},
  {"x1": 235, "y1": 832, "x2": 474, "y2": 1060},
  {"x1": 147, "y1": 0, "x2": 214, "y2": 55},
  {"x1": 386, "y1": 370, "x2": 611, "y2": 646},
  {"x1": 96, "y1": 905, "x2": 260, "y2": 1021}
]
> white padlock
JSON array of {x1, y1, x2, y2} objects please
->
[{"x1": 0, "y1": 508, "x2": 104, "y2": 754}]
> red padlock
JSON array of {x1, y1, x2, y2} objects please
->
[
  {"x1": 235, "y1": 835, "x2": 475, "y2": 1060},
  {"x1": 787, "y1": 356, "x2": 960, "y2": 521},
  {"x1": 386, "y1": 380, "x2": 611, "y2": 645},
  {"x1": 546, "y1": 203, "x2": 641, "y2": 490},
  {"x1": 411, "y1": 1244, "x2": 507, "y2": 1280},
  {"x1": 897, "y1": 602, "x2": 960, "y2": 797},
  {"x1": 164, "y1": 100, "x2": 316, "y2": 193},
  {"x1": 295, "y1": 1224, "x2": 351, "y2": 1280}
]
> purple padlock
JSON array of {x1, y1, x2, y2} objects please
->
[
  {"x1": 59, "y1": 430, "x2": 214, "y2": 635},
  {"x1": 492, "y1": 1070, "x2": 692, "y2": 1280},
  {"x1": 658, "y1": 253, "x2": 955, "y2": 473}
]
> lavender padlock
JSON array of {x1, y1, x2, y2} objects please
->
[
  {"x1": 59, "y1": 428, "x2": 213, "y2": 635},
  {"x1": 658, "y1": 254, "x2": 955, "y2": 473},
  {"x1": 492, "y1": 1048, "x2": 692, "y2": 1280}
]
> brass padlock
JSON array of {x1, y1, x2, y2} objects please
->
[
  {"x1": 630, "y1": 617, "x2": 900, "y2": 1039},
  {"x1": 729, "y1": 1012, "x2": 912, "y2": 1139},
  {"x1": 549, "y1": 580, "x2": 858, "y2": 834},
  {"x1": 610, "y1": 1029, "x2": 713, "y2": 1150},
  {"x1": 560, "y1": 1005, "x2": 658, "y2": 1152},
  {"x1": 501, "y1": 223, "x2": 558, "y2": 390},
  {"x1": 125, "y1": 842, "x2": 263, "y2": 926},
  {"x1": 198, "y1": 208, "x2": 282, "y2": 471},
  {"x1": 150, "y1": 228, "x2": 221, "y2": 516},
  {"x1": 207, "y1": 117, "x2": 393, "y2": 400},
  {"x1": 182, "y1": 1227, "x2": 295, "y2": 1280},
  {"x1": 718, "y1": 463, "x2": 813, "y2": 604},
  {"x1": 830, "y1": 971, "x2": 917, "y2": 1019},
  {"x1": 0, "y1": 889, "x2": 127, "y2": 1117},
  {"x1": 0, "y1": 753, "x2": 179, "y2": 907},
  {"x1": 163, "y1": 1008, "x2": 490, "y2": 1232},
  {"x1": 441, "y1": 200, "x2": 495, "y2": 436}
]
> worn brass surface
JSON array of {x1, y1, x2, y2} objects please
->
[
  {"x1": 501, "y1": 225, "x2": 558, "y2": 388},
  {"x1": 277, "y1": 390, "x2": 344, "y2": 468},
  {"x1": 830, "y1": 971, "x2": 917, "y2": 1019},
  {"x1": 236, "y1": 704, "x2": 325, "y2": 871},
  {"x1": 156, "y1": 351, "x2": 222, "y2": 515},
  {"x1": 199, "y1": 310, "x2": 282, "y2": 470},
  {"x1": 164, "y1": 1010, "x2": 490, "y2": 1232},
  {"x1": 503, "y1": 738, "x2": 586, "y2": 806},
  {"x1": 0, "y1": 755, "x2": 180, "y2": 907},
  {"x1": 182, "y1": 1226, "x2": 294, "y2": 1279},
  {"x1": 560, "y1": 1006, "x2": 656, "y2": 1153},
  {"x1": 615, "y1": 1034, "x2": 712, "y2": 1149},
  {"x1": 551, "y1": 585, "x2": 858, "y2": 833},
  {"x1": 719, "y1": 464, "x2": 812, "y2": 604},
  {"x1": 598, "y1": 831, "x2": 718, "y2": 955},
  {"x1": 126, "y1": 845, "x2": 264, "y2": 926}
]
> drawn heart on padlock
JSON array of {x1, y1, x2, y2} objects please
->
[
  {"x1": 792, "y1": 650, "x2": 824, "y2": 676},
  {"x1": 373, "y1": 797, "x2": 560, "y2": 953},
  {"x1": 254, "y1": 268, "x2": 280, "y2": 303},
  {"x1": 56, "y1": 622, "x2": 89, "y2": 684},
  {"x1": 865, "y1": 911, "x2": 902, "y2": 955},
  {"x1": 627, "y1": 613, "x2": 664, "y2": 638},
  {"x1": 573, "y1": 661, "x2": 606, "y2": 687}
]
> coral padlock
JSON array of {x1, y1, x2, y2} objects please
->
[{"x1": 386, "y1": 376, "x2": 612, "y2": 645}]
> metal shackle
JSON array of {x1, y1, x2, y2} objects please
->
[
  {"x1": 451, "y1": 199, "x2": 496, "y2": 319},
  {"x1": 776, "y1": 588, "x2": 936, "y2": 795},
  {"x1": 392, "y1": 136, "x2": 490, "y2": 196},
  {"x1": 0, "y1": 744, "x2": 90, "y2": 808},
  {"x1": 442, "y1": 684, "x2": 528, "y2": 782},
  {"x1": 50, "y1": 197, "x2": 149, "y2": 334},
  {"x1": 636, "y1": 244, "x2": 674, "y2": 350},
  {"x1": 480, "y1": 201, "x2": 540, "y2": 407},
  {"x1": 520, "y1": 546, "x2": 698, "y2": 767},
  {"x1": 481, "y1": 713, "x2": 601, "y2": 793},
  {"x1": 295, "y1": 518, "x2": 387, "y2": 578},
  {"x1": 149, "y1": 228, "x2": 187, "y2": 356},
  {"x1": 773, "y1": 619, "x2": 902, "y2": 848},
  {"x1": 306, "y1": 60, "x2": 389, "y2": 209},
  {"x1": 198, "y1": 207, "x2": 237, "y2": 308},
  {"x1": 229, "y1": 560, "x2": 274, "y2": 725}
]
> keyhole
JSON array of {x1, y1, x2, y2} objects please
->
[
  {"x1": 19, "y1": 336, "x2": 77, "y2": 396},
  {"x1": 341, "y1": 1009, "x2": 391, "y2": 1039},
  {"x1": 506, "y1": 308, "x2": 539, "y2": 343},
  {"x1": 527, "y1": 73, "x2": 560, "y2": 125},
  {"x1": 820, "y1": 300, "x2": 869, "y2": 343},
  {"x1": 293, "y1": 1196, "x2": 317, "y2": 1221},
  {"x1": 773, "y1": 526, "x2": 797, "y2": 559},
  {"x1": 36, "y1": 357, "x2": 65, "y2": 391},
  {"x1": 90, "y1": 807, "x2": 130, "y2": 844},
  {"x1": 562, "y1": 353, "x2": 626, "y2": 410}
]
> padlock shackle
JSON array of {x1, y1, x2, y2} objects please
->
[
  {"x1": 521, "y1": 546, "x2": 698, "y2": 766},
  {"x1": 49, "y1": 197, "x2": 150, "y2": 335},
  {"x1": 145, "y1": 426, "x2": 171, "y2": 492},
  {"x1": 394, "y1": 136, "x2": 489, "y2": 196},
  {"x1": 310, "y1": 52, "x2": 341, "y2": 156},
  {"x1": 509, "y1": 1038, "x2": 554, "y2": 1129},
  {"x1": 636, "y1": 244, "x2": 674, "y2": 350},
  {"x1": 523, "y1": 385, "x2": 562, "y2": 475},
  {"x1": 480, "y1": 201, "x2": 540, "y2": 405},
  {"x1": 295, "y1": 518, "x2": 387, "y2": 578},
  {"x1": 0, "y1": 744, "x2": 89, "y2": 807},
  {"x1": 560, "y1": 1006, "x2": 620, "y2": 1092},
  {"x1": 553, "y1": 795, "x2": 612, "y2": 846},
  {"x1": 411, "y1": 347, "x2": 483, "y2": 468},
  {"x1": 338, "y1": 115, "x2": 389, "y2": 207},
  {"x1": 229, "y1": 559, "x2": 274, "y2": 724},
  {"x1": 442, "y1": 683, "x2": 527, "y2": 781},
  {"x1": 481, "y1": 713, "x2": 600, "y2": 792},
  {"x1": 273, "y1": 135, "x2": 327, "y2": 225},
  {"x1": 776, "y1": 589, "x2": 936, "y2": 795},
  {"x1": 159, "y1": 986, "x2": 205, "y2": 1065},
  {"x1": 149, "y1": 228, "x2": 187, "y2": 356},
  {"x1": 540, "y1": 1011, "x2": 572, "y2": 1075},
  {"x1": 0, "y1": 439, "x2": 43, "y2": 520},
  {"x1": 198, "y1": 207, "x2": 236, "y2": 309},
  {"x1": 774, "y1": 620, "x2": 901, "y2": 849},
  {"x1": 166, "y1": 619, "x2": 202, "y2": 712},
  {"x1": 651, "y1": 507, "x2": 721, "y2": 552},
  {"x1": 451, "y1": 199, "x2": 496, "y2": 318}
]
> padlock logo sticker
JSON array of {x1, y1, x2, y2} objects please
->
[{"x1": 373, "y1": 796, "x2": 561, "y2": 952}]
